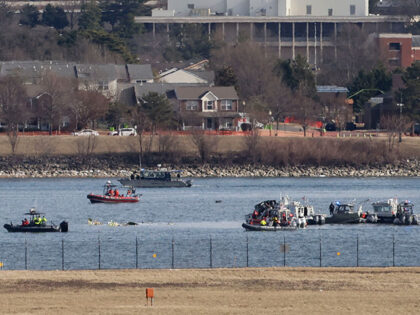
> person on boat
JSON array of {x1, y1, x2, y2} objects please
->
[
  {"x1": 273, "y1": 217, "x2": 279, "y2": 227},
  {"x1": 34, "y1": 216, "x2": 41, "y2": 225},
  {"x1": 260, "y1": 219, "x2": 267, "y2": 226},
  {"x1": 109, "y1": 189, "x2": 114, "y2": 196},
  {"x1": 23, "y1": 218, "x2": 29, "y2": 226},
  {"x1": 329, "y1": 202, "x2": 335, "y2": 215},
  {"x1": 127, "y1": 189, "x2": 131, "y2": 196},
  {"x1": 115, "y1": 189, "x2": 119, "y2": 197},
  {"x1": 41, "y1": 216, "x2": 47, "y2": 225}
]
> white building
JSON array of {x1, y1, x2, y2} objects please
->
[{"x1": 167, "y1": 0, "x2": 369, "y2": 17}]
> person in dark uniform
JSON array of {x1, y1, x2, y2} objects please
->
[{"x1": 329, "y1": 202, "x2": 335, "y2": 215}]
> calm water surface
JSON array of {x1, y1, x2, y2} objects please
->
[{"x1": 0, "y1": 177, "x2": 419, "y2": 269}]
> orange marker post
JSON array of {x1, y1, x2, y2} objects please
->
[{"x1": 146, "y1": 288, "x2": 154, "y2": 306}]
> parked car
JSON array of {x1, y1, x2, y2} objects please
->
[
  {"x1": 72, "y1": 129, "x2": 99, "y2": 136},
  {"x1": 108, "y1": 128, "x2": 137, "y2": 136},
  {"x1": 325, "y1": 122, "x2": 336, "y2": 131},
  {"x1": 414, "y1": 123, "x2": 420, "y2": 135}
]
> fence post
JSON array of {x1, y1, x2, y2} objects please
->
[
  {"x1": 98, "y1": 236, "x2": 101, "y2": 270},
  {"x1": 62, "y1": 238, "x2": 64, "y2": 271},
  {"x1": 24, "y1": 239, "x2": 27, "y2": 270},
  {"x1": 392, "y1": 234, "x2": 395, "y2": 267},
  {"x1": 209, "y1": 236, "x2": 213, "y2": 268},
  {"x1": 171, "y1": 237, "x2": 175, "y2": 269},
  {"x1": 356, "y1": 234, "x2": 359, "y2": 267},
  {"x1": 246, "y1": 235, "x2": 249, "y2": 268},
  {"x1": 319, "y1": 233, "x2": 322, "y2": 267},
  {"x1": 283, "y1": 235, "x2": 286, "y2": 267},
  {"x1": 135, "y1": 236, "x2": 138, "y2": 269}
]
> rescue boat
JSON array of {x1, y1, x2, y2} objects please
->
[{"x1": 87, "y1": 181, "x2": 141, "y2": 204}]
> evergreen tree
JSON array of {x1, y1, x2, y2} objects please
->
[
  {"x1": 78, "y1": 3, "x2": 102, "y2": 30},
  {"x1": 19, "y1": 5, "x2": 39, "y2": 28},
  {"x1": 42, "y1": 5, "x2": 68, "y2": 30},
  {"x1": 215, "y1": 66, "x2": 238, "y2": 88},
  {"x1": 398, "y1": 62, "x2": 420, "y2": 122},
  {"x1": 348, "y1": 64, "x2": 392, "y2": 113}
]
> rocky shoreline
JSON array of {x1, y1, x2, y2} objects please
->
[{"x1": 0, "y1": 156, "x2": 419, "y2": 178}]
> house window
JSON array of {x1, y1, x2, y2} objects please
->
[
  {"x1": 186, "y1": 101, "x2": 199, "y2": 111},
  {"x1": 328, "y1": 9, "x2": 333, "y2": 16},
  {"x1": 205, "y1": 100, "x2": 215, "y2": 110},
  {"x1": 389, "y1": 42, "x2": 401, "y2": 51},
  {"x1": 98, "y1": 81, "x2": 109, "y2": 91},
  {"x1": 187, "y1": 4, "x2": 194, "y2": 9},
  {"x1": 221, "y1": 100, "x2": 233, "y2": 111},
  {"x1": 350, "y1": 5, "x2": 356, "y2": 15},
  {"x1": 306, "y1": 5, "x2": 312, "y2": 15}
]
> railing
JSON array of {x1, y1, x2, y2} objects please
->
[{"x1": 0, "y1": 232, "x2": 419, "y2": 270}]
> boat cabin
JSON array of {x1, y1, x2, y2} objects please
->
[
  {"x1": 130, "y1": 169, "x2": 183, "y2": 181},
  {"x1": 335, "y1": 204, "x2": 356, "y2": 214},
  {"x1": 372, "y1": 199, "x2": 397, "y2": 216},
  {"x1": 397, "y1": 201, "x2": 414, "y2": 215}
]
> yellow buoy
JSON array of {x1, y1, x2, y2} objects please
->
[{"x1": 153, "y1": 253, "x2": 157, "y2": 258}]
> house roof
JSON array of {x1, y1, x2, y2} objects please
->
[
  {"x1": 127, "y1": 64, "x2": 154, "y2": 81},
  {"x1": 75, "y1": 64, "x2": 118, "y2": 81},
  {"x1": 0, "y1": 61, "x2": 75, "y2": 79},
  {"x1": 316, "y1": 85, "x2": 349, "y2": 93},
  {"x1": 175, "y1": 86, "x2": 238, "y2": 100},
  {"x1": 157, "y1": 69, "x2": 214, "y2": 84}
]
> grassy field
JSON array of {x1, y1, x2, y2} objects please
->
[
  {"x1": 1, "y1": 134, "x2": 420, "y2": 156},
  {"x1": 1, "y1": 267, "x2": 419, "y2": 314}
]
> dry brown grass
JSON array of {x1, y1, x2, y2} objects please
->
[
  {"x1": 1, "y1": 135, "x2": 420, "y2": 166},
  {"x1": 1, "y1": 267, "x2": 420, "y2": 314}
]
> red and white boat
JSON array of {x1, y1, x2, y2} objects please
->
[{"x1": 87, "y1": 181, "x2": 141, "y2": 203}]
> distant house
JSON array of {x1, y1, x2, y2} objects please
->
[
  {"x1": 316, "y1": 85, "x2": 352, "y2": 129},
  {"x1": 0, "y1": 61, "x2": 154, "y2": 101},
  {"x1": 156, "y1": 68, "x2": 215, "y2": 85},
  {"x1": 174, "y1": 86, "x2": 239, "y2": 130}
]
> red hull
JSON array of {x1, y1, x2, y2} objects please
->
[{"x1": 87, "y1": 194, "x2": 139, "y2": 203}]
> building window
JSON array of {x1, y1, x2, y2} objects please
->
[
  {"x1": 205, "y1": 100, "x2": 214, "y2": 110},
  {"x1": 350, "y1": 5, "x2": 356, "y2": 15},
  {"x1": 98, "y1": 81, "x2": 109, "y2": 91},
  {"x1": 389, "y1": 42, "x2": 401, "y2": 51},
  {"x1": 328, "y1": 9, "x2": 333, "y2": 16},
  {"x1": 186, "y1": 101, "x2": 199, "y2": 110},
  {"x1": 187, "y1": 4, "x2": 194, "y2": 9},
  {"x1": 306, "y1": 5, "x2": 312, "y2": 15},
  {"x1": 221, "y1": 100, "x2": 233, "y2": 111}
]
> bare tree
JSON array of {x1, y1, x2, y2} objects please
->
[
  {"x1": 190, "y1": 130, "x2": 218, "y2": 162},
  {"x1": 76, "y1": 135, "x2": 98, "y2": 156},
  {"x1": 380, "y1": 114, "x2": 411, "y2": 151},
  {"x1": 318, "y1": 24, "x2": 381, "y2": 86},
  {"x1": 243, "y1": 130, "x2": 261, "y2": 163},
  {"x1": 38, "y1": 72, "x2": 71, "y2": 135},
  {"x1": 0, "y1": 75, "x2": 28, "y2": 154}
]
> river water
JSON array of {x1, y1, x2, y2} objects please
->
[{"x1": 1, "y1": 177, "x2": 420, "y2": 270}]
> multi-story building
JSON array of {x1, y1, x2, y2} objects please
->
[
  {"x1": 378, "y1": 33, "x2": 420, "y2": 69},
  {"x1": 165, "y1": 0, "x2": 369, "y2": 17}
]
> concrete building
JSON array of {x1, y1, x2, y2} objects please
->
[{"x1": 165, "y1": 0, "x2": 369, "y2": 17}]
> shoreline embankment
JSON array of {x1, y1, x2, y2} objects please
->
[{"x1": 0, "y1": 155, "x2": 419, "y2": 178}]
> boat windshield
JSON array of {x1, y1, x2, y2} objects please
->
[
  {"x1": 337, "y1": 205, "x2": 353, "y2": 213},
  {"x1": 141, "y1": 171, "x2": 172, "y2": 180},
  {"x1": 373, "y1": 204, "x2": 392, "y2": 213}
]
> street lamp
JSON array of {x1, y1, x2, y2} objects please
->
[{"x1": 397, "y1": 102, "x2": 404, "y2": 143}]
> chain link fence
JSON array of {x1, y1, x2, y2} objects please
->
[{"x1": 1, "y1": 232, "x2": 419, "y2": 270}]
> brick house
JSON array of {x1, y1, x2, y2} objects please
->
[
  {"x1": 174, "y1": 86, "x2": 240, "y2": 130},
  {"x1": 378, "y1": 33, "x2": 420, "y2": 69}
]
